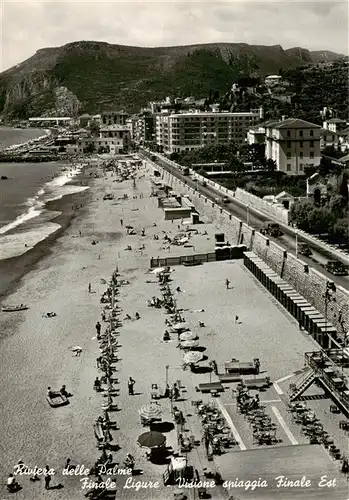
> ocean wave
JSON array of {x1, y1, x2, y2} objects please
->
[
  {"x1": 44, "y1": 185, "x2": 89, "y2": 203},
  {"x1": 0, "y1": 203, "x2": 44, "y2": 235},
  {"x1": 0, "y1": 164, "x2": 87, "y2": 235},
  {"x1": 0, "y1": 223, "x2": 61, "y2": 260}
]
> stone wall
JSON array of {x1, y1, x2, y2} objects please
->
[
  {"x1": 235, "y1": 187, "x2": 290, "y2": 225},
  {"x1": 160, "y1": 167, "x2": 349, "y2": 338}
]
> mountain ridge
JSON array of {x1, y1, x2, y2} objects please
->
[{"x1": 0, "y1": 41, "x2": 346, "y2": 118}]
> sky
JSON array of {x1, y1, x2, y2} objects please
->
[{"x1": 1, "y1": 0, "x2": 348, "y2": 71}]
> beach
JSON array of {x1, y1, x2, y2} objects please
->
[{"x1": 1, "y1": 159, "x2": 347, "y2": 500}]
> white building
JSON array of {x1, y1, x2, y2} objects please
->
[
  {"x1": 155, "y1": 110, "x2": 261, "y2": 153},
  {"x1": 323, "y1": 118, "x2": 347, "y2": 133},
  {"x1": 265, "y1": 118, "x2": 321, "y2": 175},
  {"x1": 265, "y1": 75, "x2": 282, "y2": 86}
]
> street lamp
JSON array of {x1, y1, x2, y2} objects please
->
[
  {"x1": 246, "y1": 205, "x2": 250, "y2": 226},
  {"x1": 295, "y1": 230, "x2": 298, "y2": 259}
]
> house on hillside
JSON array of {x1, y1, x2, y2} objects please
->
[
  {"x1": 264, "y1": 75, "x2": 282, "y2": 86},
  {"x1": 323, "y1": 118, "x2": 348, "y2": 134}
]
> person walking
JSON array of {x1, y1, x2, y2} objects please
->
[
  {"x1": 44, "y1": 466, "x2": 51, "y2": 490},
  {"x1": 95, "y1": 321, "x2": 101, "y2": 339},
  {"x1": 225, "y1": 278, "x2": 230, "y2": 289},
  {"x1": 235, "y1": 315, "x2": 239, "y2": 323},
  {"x1": 120, "y1": 218, "x2": 123, "y2": 226},
  {"x1": 88, "y1": 283, "x2": 92, "y2": 293},
  {"x1": 128, "y1": 377, "x2": 136, "y2": 395}
]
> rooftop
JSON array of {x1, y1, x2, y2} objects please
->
[{"x1": 268, "y1": 118, "x2": 322, "y2": 130}]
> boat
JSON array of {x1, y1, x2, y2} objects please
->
[
  {"x1": 46, "y1": 392, "x2": 69, "y2": 408},
  {"x1": 94, "y1": 421, "x2": 104, "y2": 441},
  {"x1": 2, "y1": 304, "x2": 28, "y2": 312}
]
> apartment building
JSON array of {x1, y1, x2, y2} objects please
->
[
  {"x1": 130, "y1": 115, "x2": 155, "y2": 144},
  {"x1": 155, "y1": 110, "x2": 261, "y2": 153},
  {"x1": 101, "y1": 111, "x2": 129, "y2": 126},
  {"x1": 265, "y1": 118, "x2": 321, "y2": 175}
]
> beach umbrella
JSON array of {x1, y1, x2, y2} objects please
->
[
  {"x1": 137, "y1": 431, "x2": 166, "y2": 449},
  {"x1": 179, "y1": 331, "x2": 195, "y2": 341},
  {"x1": 172, "y1": 322, "x2": 188, "y2": 330},
  {"x1": 183, "y1": 351, "x2": 203, "y2": 364},
  {"x1": 150, "y1": 267, "x2": 166, "y2": 274},
  {"x1": 139, "y1": 403, "x2": 163, "y2": 420},
  {"x1": 180, "y1": 340, "x2": 199, "y2": 349}
]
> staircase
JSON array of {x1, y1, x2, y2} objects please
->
[{"x1": 289, "y1": 369, "x2": 317, "y2": 401}]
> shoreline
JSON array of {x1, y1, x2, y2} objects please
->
[{"x1": 0, "y1": 177, "x2": 94, "y2": 302}]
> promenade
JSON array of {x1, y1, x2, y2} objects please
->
[{"x1": 0, "y1": 159, "x2": 347, "y2": 500}]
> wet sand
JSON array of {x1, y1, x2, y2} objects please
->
[{"x1": 0, "y1": 180, "x2": 93, "y2": 302}]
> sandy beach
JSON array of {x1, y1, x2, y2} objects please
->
[{"x1": 1, "y1": 160, "x2": 347, "y2": 500}]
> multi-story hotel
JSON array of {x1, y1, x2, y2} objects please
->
[
  {"x1": 155, "y1": 110, "x2": 262, "y2": 153},
  {"x1": 265, "y1": 118, "x2": 321, "y2": 175}
]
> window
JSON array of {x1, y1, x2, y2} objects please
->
[
  {"x1": 300, "y1": 141, "x2": 303, "y2": 148},
  {"x1": 299, "y1": 164, "x2": 304, "y2": 171},
  {"x1": 287, "y1": 164, "x2": 291, "y2": 172},
  {"x1": 310, "y1": 129, "x2": 314, "y2": 137},
  {"x1": 310, "y1": 140, "x2": 314, "y2": 148},
  {"x1": 287, "y1": 141, "x2": 291, "y2": 148},
  {"x1": 300, "y1": 152, "x2": 303, "y2": 159},
  {"x1": 299, "y1": 130, "x2": 303, "y2": 137},
  {"x1": 310, "y1": 152, "x2": 314, "y2": 159},
  {"x1": 287, "y1": 130, "x2": 291, "y2": 137},
  {"x1": 287, "y1": 152, "x2": 291, "y2": 159}
]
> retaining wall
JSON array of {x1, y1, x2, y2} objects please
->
[
  {"x1": 158, "y1": 166, "x2": 349, "y2": 338},
  {"x1": 235, "y1": 188, "x2": 290, "y2": 225}
]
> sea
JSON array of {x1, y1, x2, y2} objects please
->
[{"x1": 0, "y1": 127, "x2": 89, "y2": 260}]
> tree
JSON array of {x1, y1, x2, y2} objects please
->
[
  {"x1": 85, "y1": 142, "x2": 96, "y2": 154},
  {"x1": 265, "y1": 159, "x2": 277, "y2": 172},
  {"x1": 89, "y1": 121, "x2": 100, "y2": 136}
]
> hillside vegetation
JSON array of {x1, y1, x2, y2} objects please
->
[{"x1": 0, "y1": 41, "x2": 345, "y2": 118}]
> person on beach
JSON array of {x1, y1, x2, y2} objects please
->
[
  {"x1": 120, "y1": 218, "x2": 123, "y2": 226},
  {"x1": 235, "y1": 315, "x2": 239, "y2": 323},
  {"x1": 88, "y1": 283, "x2": 92, "y2": 293},
  {"x1": 7, "y1": 474, "x2": 20, "y2": 492},
  {"x1": 95, "y1": 321, "x2": 101, "y2": 338},
  {"x1": 173, "y1": 383, "x2": 180, "y2": 400},
  {"x1": 79, "y1": 230, "x2": 82, "y2": 237},
  {"x1": 225, "y1": 278, "x2": 230, "y2": 289},
  {"x1": 128, "y1": 377, "x2": 136, "y2": 395},
  {"x1": 44, "y1": 466, "x2": 51, "y2": 490},
  {"x1": 47, "y1": 387, "x2": 53, "y2": 398}
]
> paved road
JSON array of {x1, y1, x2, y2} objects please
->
[{"x1": 141, "y1": 151, "x2": 349, "y2": 292}]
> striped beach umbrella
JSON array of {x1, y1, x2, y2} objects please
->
[
  {"x1": 179, "y1": 331, "x2": 195, "y2": 341},
  {"x1": 139, "y1": 403, "x2": 163, "y2": 420},
  {"x1": 180, "y1": 339, "x2": 199, "y2": 349},
  {"x1": 183, "y1": 351, "x2": 203, "y2": 364}
]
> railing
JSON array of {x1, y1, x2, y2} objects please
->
[{"x1": 305, "y1": 351, "x2": 349, "y2": 413}]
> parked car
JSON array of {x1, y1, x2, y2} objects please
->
[
  {"x1": 222, "y1": 196, "x2": 230, "y2": 204},
  {"x1": 298, "y1": 243, "x2": 312, "y2": 256},
  {"x1": 325, "y1": 260, "x2": 349, "y2": 276},
  {"x1": 260, "y1": 221, "x2": 283, "y2": 238}
]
